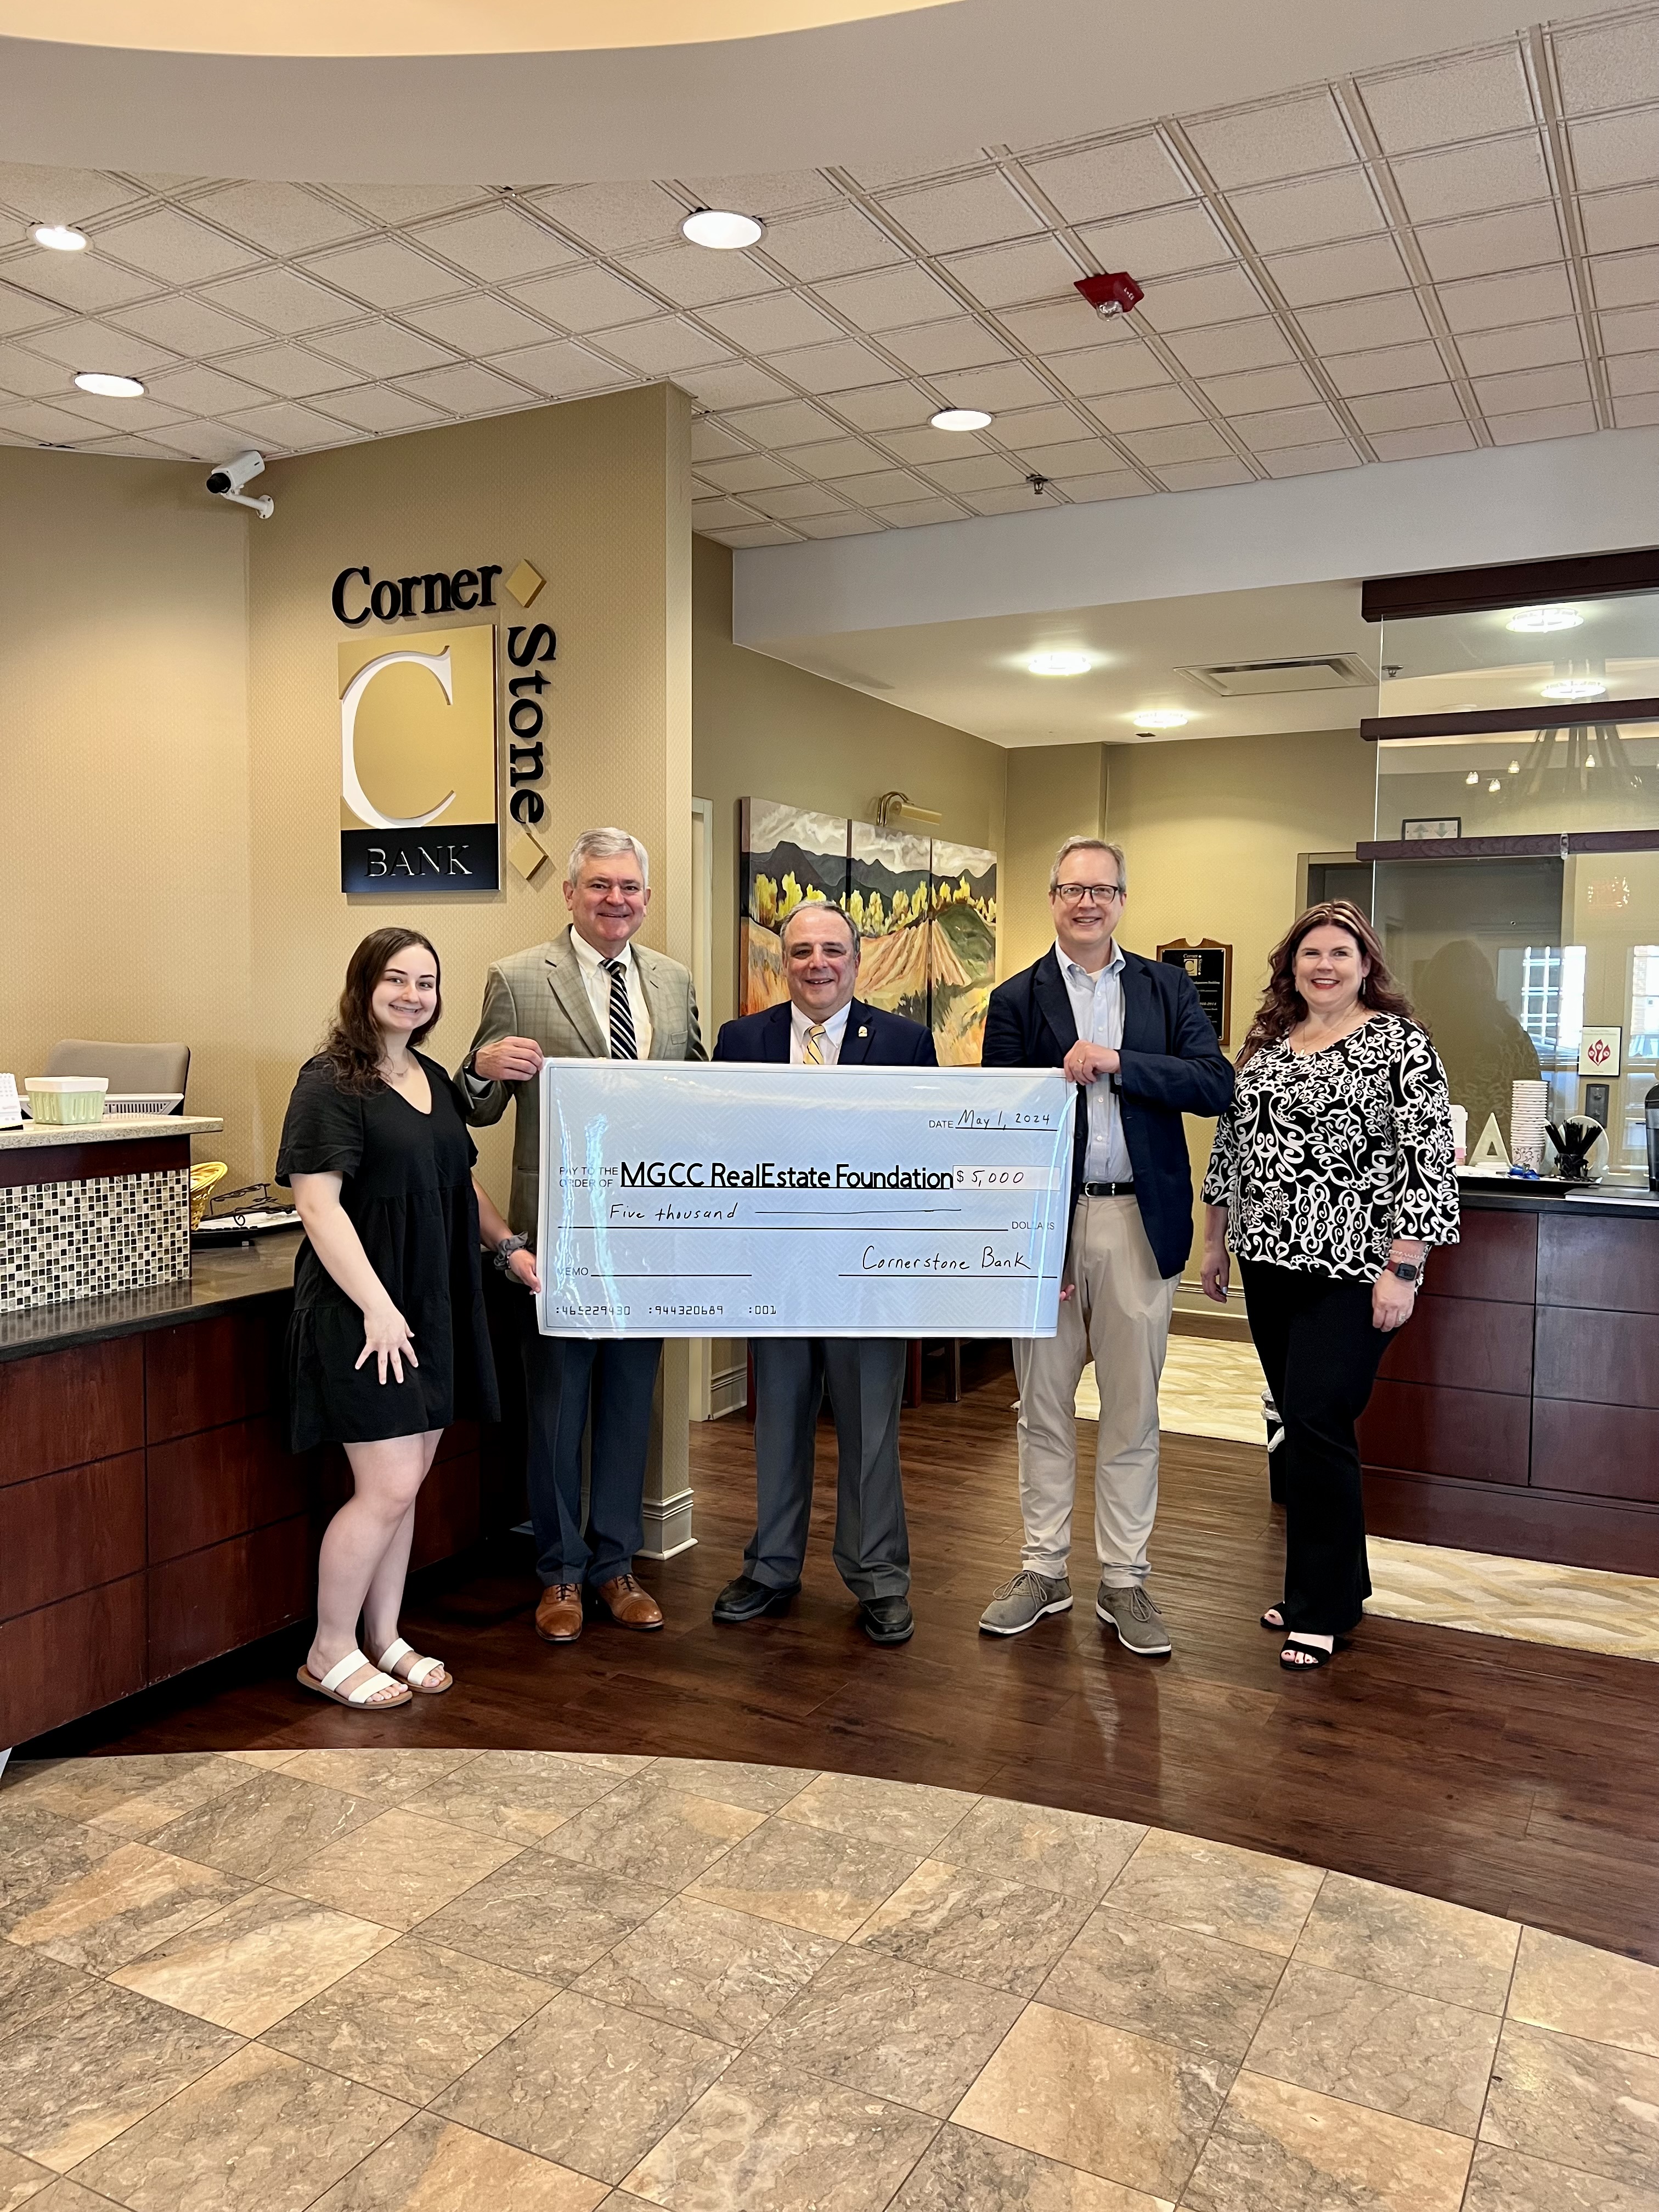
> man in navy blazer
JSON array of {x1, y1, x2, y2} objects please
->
[
  {"x1": 710, "y1": 900, "x2": 936, "y2": 1645},
  {"x1": 978, "y1": 837, "x2": 1233, "y2": 1655}
]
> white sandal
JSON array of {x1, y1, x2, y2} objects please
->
[
  {"x1": 373, "y1": 1636, "x2": 452, "y2": 1695},
  {"x1": 297, "y1": 1648, "x2": 412, "y2": 1710}
]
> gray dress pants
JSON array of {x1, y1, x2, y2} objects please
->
[{"x1": 746, "y1": 1336, "x2": 910, "y2": 1601}]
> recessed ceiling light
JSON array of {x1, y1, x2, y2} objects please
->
[
  {"x1": 74, "y1": 371, "x2": 144, "y2": 398},
  {"x1": 1026, "y1": 651, "x2": 1092, "y2": 676},
  {"x1": 33, "y1": 223, "x2": 88, "y2": 252},
  {"x1": 1541, "y1": 677, "x2": 1607, "y2": 701},
  {"x1": 1507, "y1": 605, "x2": 1583, "y2": 634},
  {"x1": 1488, "y1": 778, "x2": 1502, "y2": 792},
  {"x1": 681, "y1": 209, "x2": 764, "y2": 250},
  {"x1": 1465, "y1": 771, "x2": 1480, "y2": 785},
  {"x1": 1508, "y1": 759, "x2": 1520, "y2": 774},
  {"x1": 1132, "y1": 708, "x2": 1189, "y2": 729},
  {"x1": 930, "y1": 408, "x2": 992, "y2": 432}
]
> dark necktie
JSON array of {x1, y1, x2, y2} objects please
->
[{"x1": 604, "y1": 958, "x2": 638, "y2": 1060}]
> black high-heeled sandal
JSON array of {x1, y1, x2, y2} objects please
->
[
  {"x1": 1279, "y1": 1638, "x2": 1333, "y2": 1670},
  {"x1": 1261, "y1": 1605, "x2": 1285, "y2": 1630}
]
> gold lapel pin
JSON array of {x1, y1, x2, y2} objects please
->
[{"x1": 858, "y1": 1026, "x2": 868, "y2": 1037}]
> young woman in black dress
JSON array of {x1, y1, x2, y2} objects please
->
[{"x1": 278, "y1": 928, "x2": 538, "y2": 1710}]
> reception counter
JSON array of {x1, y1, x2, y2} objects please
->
[
  {"x1": 1360, "y1": 1183, "x2": 1659, "y2": 1575},
  {"x1": 1, "y1": 1114, "x2": 224, "y2": 1314}
]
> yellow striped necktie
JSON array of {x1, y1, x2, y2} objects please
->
[{"x1": 802, "y1": 1024, "x2": 827, "y2": 1065}]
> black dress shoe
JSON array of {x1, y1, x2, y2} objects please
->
[
  {"x1": 712, "y1": 1575, "x2": 800, "y2": 1624},
  {"x1": 860, "y1": 1595, "x2": 914, "y2": 1645}
]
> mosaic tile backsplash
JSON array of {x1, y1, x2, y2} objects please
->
[{"x1": 0, "y1": 1168, "x2": 190, "y2": 1313}]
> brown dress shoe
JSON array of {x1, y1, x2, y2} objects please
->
[
  {"x1": 595, "y1": 1573, "x2": 664, "y2": 1630},
  {"x1": 535, "y1": 1582, "x2": 584, "y2": 1643}
]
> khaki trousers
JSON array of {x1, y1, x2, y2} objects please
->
[{"x1": 1012, "y1": 1194, "x2": 1177, "y2": 1588}]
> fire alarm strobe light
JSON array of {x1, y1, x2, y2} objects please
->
[{"x1": 1075, "y1": 271, "x2": 1144, "y2": 318}]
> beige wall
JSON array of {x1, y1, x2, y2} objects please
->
[
  {"x1": 691, "y1": 535, "x2": 1006, "y2": 1033},
  {"x1": 1, "y1": 447, "x2": 258, "y2": 1170},
  {"x1": 1002, "y1": 742, "x2": 1110, "y2": 972}
]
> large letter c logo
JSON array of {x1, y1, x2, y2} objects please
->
[{"x1": 341, "y1": 649, "x2": 456, "y2": 830}]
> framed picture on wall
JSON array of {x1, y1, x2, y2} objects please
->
[
  {"x1": 927, "y1": 839, "x2": 997, "y2": 1064},
  {"x1": 738, "y1": 798, "x2": 851, "y2": 1015},
  {"x1": 1401, "y1": 816, "x2": 1462, "y2": 841}
]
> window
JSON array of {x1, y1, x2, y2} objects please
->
[{"x1": 1631, "y1": 945, "x2": 1659, "y2": 1062}]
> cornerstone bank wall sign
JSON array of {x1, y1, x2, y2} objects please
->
[{"x1": 332, "y1": 560, "x2": 555, "y2": 895}]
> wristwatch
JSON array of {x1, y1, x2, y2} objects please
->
[
  {"x1": 493, "y1": 1233, "x2": 531, "y2": 1274},
  {"x1": 1389, "y1": 1261, "x2": 1420, "y2": 1284}
]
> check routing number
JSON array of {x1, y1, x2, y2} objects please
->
[{"x1": 536, "y1": 1064, "x2": 1076, "y2": 1339}]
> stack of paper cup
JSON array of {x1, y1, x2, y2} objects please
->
[
  {"x1": 1450, "y1": 1103, "x2": 1468, "y2": 1164},
  {"x1": 1510, "y1": 1079, "x2": 1549, "y2": 1171}
]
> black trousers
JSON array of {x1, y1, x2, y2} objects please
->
[
  {"x1": 747, "y1": 1337, "x2": 910, "y2": 1601},
  {"x1": 1239, "y1": 1260, "x2": 1391, "y2": 1637},
  {"x1": 520, "y1": 1326, "x2": 662, "y2": 1588}
]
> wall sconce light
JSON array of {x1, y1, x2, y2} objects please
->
[{"x1": 873, "y1": 791, "x2": 943, "y2": 828}]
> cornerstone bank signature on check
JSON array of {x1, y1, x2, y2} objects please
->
[{"x1": 535, "y1": 1064, "x2": 1075, "y2": 1339}]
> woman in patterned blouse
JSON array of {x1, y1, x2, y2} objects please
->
[{"x1": 1200, "y1": 901, "x2": 1459, "y2": 1672}]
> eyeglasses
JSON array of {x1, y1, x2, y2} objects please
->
[{"x1": 1053, "y1": 882, "x2": 1125, "y2": 905}]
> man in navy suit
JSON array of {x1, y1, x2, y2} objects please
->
[
  {"x1": 979, "y1": 838, "x2": 1233, "y2": 1655},
  {"x1": 710, "y1": 900, "x2": 936, "y2": 1645}
]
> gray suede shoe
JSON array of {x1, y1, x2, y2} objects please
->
[
  {"x1": 1096, "y1": 1582, "x2": 1172, "y2": 1656},
  {"x1": 979, "y1": 1569, "x2": 1073, "y2": 1637}
]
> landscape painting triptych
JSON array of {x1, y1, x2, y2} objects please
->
[{"x1": 740, "y1": 797, "x2": 998, "y2": 1064}]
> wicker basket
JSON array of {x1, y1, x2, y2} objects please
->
[{"x1": 190, "y1": 1162, "x2": 228, "y2": 1229}]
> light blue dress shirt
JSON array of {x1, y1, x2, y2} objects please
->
[{"x1": 1058, "y1": 939, "x2": 1133, "y2": 1184}]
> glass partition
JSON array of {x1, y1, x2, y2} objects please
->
[
  {"x1": 1376, "y1": 725, "x2": 1659, "y2": 839},
  {"x1": 1378, "y1": 589, "x2": 1659, "y2": 722}
]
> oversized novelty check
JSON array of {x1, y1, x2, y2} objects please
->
[{"x1": 536, "y1": 1062, "x2": 1075, "y2": 1339}]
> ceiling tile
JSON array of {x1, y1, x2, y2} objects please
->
[
  {"x1": 393, "y1": 362, "x2": 537, "y2": 414},
  {"x1": 933, "y1": 360, "x2": 1052, "y2": 410},
  {"x1": 509, "y1": 266, "x2": 660, "y2": 331},
  {"x1": 881, "y1": 496, "x2": 969, "y2": 527},
  {"x1": 1609, "y1": 350, "x2": 1659, "y2": 397},
  {"x1": 723, "y1": 397, "x2": 848, "y2": 444},
  {"x1": 585, "y1": 318, "x2": 733, "y2": 373},
  {"x1": 1418, "y1": 205, "x2": 1563, "y2": 283},
  {"x1": 1020, "y1": 134, "x2": 1192, "y2": 221},
  {"x1": 1391, "y1": 134, "x2": 1550, "y2": 222},
  {"x1": 411, "y1": 206, "x2": 579, "y2": 284},
  {"x1": 1295, "y1": 292, "x2": 1430, "y2": 353},
  {"x1": 189, "y1": 183, "x2": 364, "y2": 256},
  {"x1": 681, "y1": 170, "x2": 835, "y2": 216},
  {"x1": 831, "y1": 467, "x2": 930, "y2": 506},
  {"x1": 110, "y1": 294, "x2": 260, "y2": 353},
  {"x1": 1154, "y1": 455, "x2": 1254, "y2": 489},
  {"x1": 1436, "y1": 264, "x2": 1575, "y2": 333},
  {"x1": 1614, "y1": 390, "x2": 1659, "y2": 427},
  {"x1": 827, "y1": 382, "x2": 936, "y2": 430},
  {"x1": 0, "y1": 397, "x2": 112, "y2": 443},
  {"x1": 882, "y1": 422, "x2": 998, "y2": 462},
  {"x1": 1582, "y1": 185, "x2": 1659, "y2": 257},
  {"x1": 990, "y1": 402, "x2": 1086, "y2": 445},
  {"x1": 1200, "y1": 361, "x2": 1317, "y2": 412},
  {"x1": 1554, "y1": 15, "x2": 1659, "y2": 117},
  {"x1": 1598, "y1": 302, "x2": 1659, "y2": 353},
  {"x1": 1325, "y1": 341, "x2": 1451, "y2": 394},
  {"x1": 53, "y1": 387, "x2": 188, "y2": 433},
  {"x1": 217, "y1": 399, "x2": 351, "y2": 449},
  {"x1": 747, "y1": 482, "x2": 850, "y2": 518},
  {"x1": 877, "y1": 172, "x2": 1045, "y2": 253},
  {"x1": 0, "y1": 162, "x2": 144, "y2": 223},
  {"x1": 690, "y1": 417, "x2": 749, "y2": 460},
  {"x1": 94, "y1": 208, "x2": 261, "y2": 285},
  {"x1": 0, "y1": 281, "x2": 63, "y2": 335},
  {"x1": 1088, "y1": 383, "x2": 1201, "y2": 431},
  {"x1": 140, "y1": 419, "x2": 256, "y2": 461},
  {"x1": 202, "y1": 267, "x2": 364, "y2": 332},
  {"x1": 1370, "y1": 420, "x2": 1477, "y2": 460},
  {"x1": 1232, "y1": 170, "x2": 1387, "y2": 256},
  {"x1": 997, "y1": 298, "x2": 1120, "y2": 352},
  {"x1": 939, "y1": 236, "x2": 1080, "y2": 310},
  {"x1": 1455, "y1": 319, "x2": 1584, "y2": 375},
  {"x1": 1473, "y1": 359, "x2": 1593, "y2": 415},
  {"x1": 215, "y1": 343, "x2": 360, "y2": 397},
  {"x1": 778, "y1": 434, "x2": 890, "y2": 478},
  {"x1": 699, "y1": 292, "x2": 842, "y2": 352},
  {"x1": 815, "y1": 264, "x2": 958, "y2": 332},
  {"x1": 309, "y1": 319, "x2": 456, "y2": 375},
  {"x1": 1261, "y1": 440, "x2": 1360, "y2": 477},
  {"x1": 696, "y1": 452, "x2": 808, "y2": 493},
  {"x1": 1592, "y1": 250, "x2": 1659, "y2": 310},
  {"x1": 402, "y1": 295, "x2": 554, "y2": 353},
  {"x1": 300, "y1": 239, "x2": 458, "y2": 309},
  {"x1": 1233, "y1": 401, "x2": 1344, "y2": 451},
  {"x1": 760, "y1": 206, "x2": 905, "y2": 281},
  {"x1": 1119, "y1": 421, "x2": 1231, "y2": 465},
  {"x1": 1184, "y1": 93, "x2": 1355, "y2": 186},
  {"x1": 1077, "y1": 203, "x2": 1233, "y2": 278},
  {"x1": 1053, "y1": 469, "x2": 1148, "y2": 502},
  {"x1": 1566, "y1": 111, "x2": 1659, "y2": 194},
  {"x1": 792, "y1": 510, "x2": 881, "y2": 537},
  {"x1": 1357, "y1": 49, "x2": 1536, "y2": 154},
  {"x1": 1485, "y1": 400, "x2": 1598, "y2": 445},
  {"x1": 1136, "y1": 265, "x2": 1264, "y2": 330},
  {"x1": 328, "y1": 183, "x2": 486, "y2": 224},
  {"x1": 4, "y1": 251, "x2": 156, "y2": 312},
  {"x1": 691, "y1": 494, "x2": 766, "y2": 529},
  {"x1": 143, "y1": 363, "x2": 273, "y2": 415},
  {"x1": 1347, "y1": 382, "x2": 1465, "y2": 432},
  {"x1": 879, "y1": 317, "x2": 1012, "y2": 374},
  {"x1": 0, "y1": 342, "x2": 77, "y2": 397},
  {"x1": 966, "y1": 481, "x2": 1053, "y2": 513},
  {"x1": 760, "y1": 337, "x2": 897, "y2": 392},
  {"x1": 620, "y1": 242, "x2": 779, "y2": 309},
  {"x1": 706, "y1": 522, "x2": 806, "y2": 546},
  {"x1": 484, "y1": 340, "x2": 622, "y2": 398},
  {"x1": 922, "y1": 452, "x2": 1028, "y2": 492},
  {"x1": 21, "y1": 318, "x2": 177, "y2": 375},
  {"x1": 1266, "y1": 235, "x2": 1410, "y2": 307},
  {"x1": 531, "y1": 181, "x2": 687, "y2": 251},
  {"x1": 1046, "y1": 334, "x2": 1170, "y2": 394},
  {"x1": 310, "y1": 385, "x2": 447, "y2": 433},
  {"x1": 673, "y1": 361, "x2": 791, "y2": 409},
  {"x1": 1163, "y1": 317, "x2": 1296, "y2": 375}
]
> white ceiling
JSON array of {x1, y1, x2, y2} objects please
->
[{"x1": 1, "y1": 3, "x2": 1657, "y2": 540}]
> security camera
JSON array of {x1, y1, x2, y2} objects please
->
[{"x1": 205, "y1": 450, "x2": 273, "y2": 519}]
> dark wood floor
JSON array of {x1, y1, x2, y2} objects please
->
[{"x1": 29, "y1": 1377, "x2": 1659, "y2": 1965}]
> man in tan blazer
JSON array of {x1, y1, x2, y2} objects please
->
[{"x1": 458, "y1": 826, "x2": 704, "y2": 1644}]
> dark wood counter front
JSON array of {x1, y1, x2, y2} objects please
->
[
  {"x1": 1, "y1": 1231, "x2": 510, "y2": 1747},
  {"x1": 1359, "y1": 1188, "x2": 1659, "y2": 1573}
]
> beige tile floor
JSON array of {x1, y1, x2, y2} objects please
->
[
  {"x1": 3, "y1": 1751, "x2": 1657, "y2": 2212},
  {"x1": 1077, "y1": 1336, "x2": 1659, "y2": 1666}
]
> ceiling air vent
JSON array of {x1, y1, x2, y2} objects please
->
[{"x1": 1176, "y1": 653, "x2": 1376, "y2": 698}]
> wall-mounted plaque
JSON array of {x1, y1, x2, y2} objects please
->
[
  {"x1": 1158, "y1": 938, "x2": 1232, "y2": 1046},
  {"x1": 1578, "y1": 1025, "x2": 1623, "y2": 1078}
]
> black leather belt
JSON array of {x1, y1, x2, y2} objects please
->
[{"x1": 1081, "y1": 1181, "x2": 1136, "y2": 1197}]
